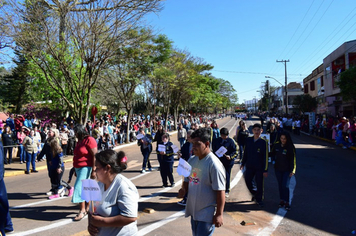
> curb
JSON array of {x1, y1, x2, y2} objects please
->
[
  {"x1": 4, "y1": 131, "x2": 179, "y2": 178},
  {"x1": 301, "y1": 131, "x2": 356, "y2": 151}
]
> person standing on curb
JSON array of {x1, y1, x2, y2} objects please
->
[
  {"x1": 23, "y1": 129, "x2": 40, "y2": 174},
  {"x1": 178, "y1": 128, "x2": 226, "y2": 236},
  {"x1": 0, "y1": 141, "x2": 14, "y2": 234},
  {"x1": 240, "y1": 123, "x2": 269, "y2": 207},
  {"x1": 177, "y1": 123, "x2": 187, "y2": 147}
]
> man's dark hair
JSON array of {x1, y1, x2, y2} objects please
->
[
  {"x1": 191, "y1": 128, "x2": 211, "y2": 143},
  {"x1": 220, "y1": 127, "x2": 229, "y2": 135},
  {"x1": 252, "y1": 123, "x2": 262, "y2": 129}
]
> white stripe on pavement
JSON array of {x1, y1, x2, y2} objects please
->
[
  {"x1": 11, "y1": 219, "x2": 74, "y2": 236},
  {"x1": 137, "y1": 168, "x2": 245, "y2": 235},
  {"x1": 138, "y1": 179, "x2": 182, "y2": 202},
  {"x1": 137, "y1": 210, "x2": 185, "y2": 236},
  {"x1": 256, "y1": 208, "x2": 287, "y2": 236}
]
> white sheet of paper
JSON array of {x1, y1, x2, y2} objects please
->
[
  {"x1": 136, "y1": 133, "x2": 144, "y2": 140},
  {"x1": 215, "y1": 146, "x2": 228, "y2": 157},
  {"x1": 177, "y1": 158, "x2": 192, "y2": 177},
  {"x1": 81, "y1": 179, "x2": 102, "y2": 202},
  {"x1": 172, "y1": 144, "x2": 179, "y2": 153},
  {"x1": 158, "y1": 144, "x2": 166, "y2": 152},
  {"x1": 260, "y1": 133, "x2": 271, "y2": 151}
]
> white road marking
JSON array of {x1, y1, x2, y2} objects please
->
[
  {"x1": 11, "y1": 219, "x2": 74, "y2": 236},
  {"x1": 10, "y1": 196, "x2": 69, "y2": 209},
  {"x1": 138, "y1": 179, "x2": 182, "y2": 202},
  {"x1": 256, "y1": 208, "x2": 287, "y2": 236},
  {"x1": 137, "y1": 210, "x2": 185, "y2": 236},
  {"x1": 137, "y1": 168, "x2": 245, "y2": 236}
]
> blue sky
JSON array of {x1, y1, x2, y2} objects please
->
[{"x1": 146, "y1": 0, "x2": 356, "y2": 103}]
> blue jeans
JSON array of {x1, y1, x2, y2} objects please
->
[
  {"x1": 0, "y1": 179, "x2": 13, "y2": 234},
  {"x1": 19, "y1": 144, "x2": 25, "y2": 162},
  {"x1": 141, "y1": 148, "x2": 152, "y2": 170},
  {"x1": 26, "y1": 152, "x2": 37, "y2": 172},
  {"x1": 239, "y1": 145, "x2": 244, "y2": 159},
  {"x1": 275, "y1": 170, "x2": 290, "y2": 203},
  {"x1": 190, "y1": 217, "x2": 215, "y2": 236},
  {"x1": 179, "y1": 138, "x2": 186, "y2": 148}
]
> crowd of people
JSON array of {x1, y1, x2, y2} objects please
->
[{"x1": 1, "y1": 109, "x2": 354, "y2": 235}]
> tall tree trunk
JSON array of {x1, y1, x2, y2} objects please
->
[{"x1": 126, "y1": 108, "x2": 132, "y2": 143}]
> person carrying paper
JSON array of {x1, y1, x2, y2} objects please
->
[
  {"x1": 178, "y1": 128, "x2": 226, "y2": 235},
  {"x1": 157, "y1": 133, "x2": 175, "y2": 187},
  {"x1": 177, "y1": 129, "x2": 194, "y2": 206},
  {"x1": 137, "y1": 128, "x2": 152, "y2": 173},
  {"x1": 212, "y1": 127, "x2": 238, "y2": 198},
  {"x1": 88, "y1": 150, "x2": 139, "y2": 236},
  {"x1": 240, "y1": 123, "x2": 269, "y2": 208}
]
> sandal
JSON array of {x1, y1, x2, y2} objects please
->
[{"x1": 73, "y1": 211, "x2": 87, "y2": 221}]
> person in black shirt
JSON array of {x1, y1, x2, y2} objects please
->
[
  {"x1": 137, "y1": 128, "x2": 153, "y2": 173},
  {"x1": 237, "y1": 121, "x2": 249, "y2": 162},
  {"x1": 157, "y1": 133, "x2": 174, "y2": 187},
  {"x1": 212, "y1": 128, "x2": 238, "y2": 197},
  {"x1": 2, "y1": 126, "x2": 16, "y2": 164},
  {"x1": 269, "y1": 131, "x2": 296, "y2": 211},
  {"x1": 153, "y1": 125, "x2": 164, "y2": 168},
  {"x1": 240, "y1": 123, "x2": 268, "y2": 207}
]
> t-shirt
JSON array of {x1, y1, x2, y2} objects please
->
[
  {"x1": 73, "y1": 136, "x2": 97, "y2": 168},
  {"x1": 95, "y1": 174, "x2": 139, "y2": 236},
  {"x1": 184, "y1": 152, "x2": 226, "y2": 223}
]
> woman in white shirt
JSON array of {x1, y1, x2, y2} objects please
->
[{"x1": 88, "y1": 150, "x2": 139, "y2": 236}]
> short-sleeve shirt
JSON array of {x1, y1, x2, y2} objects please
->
[
  {"x1": 95, "y1": 174, "x2": 139, "y2": 236},
  {"x1": 184, "y1": 152, "x2": 226, "y2": 223},
  {"x1": 73, "y1": 136, "x2": 97, "y2": 168}
]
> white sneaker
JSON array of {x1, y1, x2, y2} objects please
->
[
  {"x1": 141, "y1": 170, "x2": 146, "y2": 173},
  {"x1": 58, "y1": 188, "x2": 65, "y2": 197},
  {"x1": 46, "y1": 191, "x2": 54, "y2": 196}
]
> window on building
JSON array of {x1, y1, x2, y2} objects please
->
[
  {"x1": 321, "y1": 75, "x2": 324, "y2": 87},
  {"x1": 310, "y1": 81, "x2": 315, "y2": 91},
  {"x1": 304, "y1": 84, "x2": 309, "y2": 93}
]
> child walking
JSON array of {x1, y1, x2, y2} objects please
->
[{"x1": 48, "y1": 139, "x2": 74, "y2": 199}]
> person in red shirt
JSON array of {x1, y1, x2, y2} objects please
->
[
  {"x1": 14, "y1": 115, "x2": 25, "y2": 132},
  {"x1": 72, "y1": 125, "x2": 97, "y2": 221}
]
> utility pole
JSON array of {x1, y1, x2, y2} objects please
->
[{"x1": 276, "y1": 59, "x2": 289, "y2": 114}]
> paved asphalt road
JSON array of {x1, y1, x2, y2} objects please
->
[{"x1": 4, "y1": 116, "x2": 356, "y2": 236}]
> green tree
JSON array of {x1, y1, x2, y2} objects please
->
[
  {"x1": 0, "y1": 50, "x2": 32, "y2": 113},
  {"x1": 293, "y1": 94, "x2": 317, "y2": 114},
  {"x1": 337, "y1": 66, "x2": 356, "y2": 101},
  {"x1": 8, "y1": 0, "x2": 162, "y2": 124},
  {"x1": 97, "y1": 30, "x2": 171, "y2": 142}
]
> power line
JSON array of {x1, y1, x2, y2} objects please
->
[
  {"x1": 268, "y1": 0, "x2": 316, "y2": 75},
  {"x1": 289, "y1": 0, "x2": 335, "y2": 60},
  {"x1": 212, "y1": 70, "x2": 305, "y2": 76},
  {"x1": 291, "y1": 6, "x2": 356, "y2": 75},
  {"x1": 283, "y1": 0, "x2": 325, "y2": 58}
]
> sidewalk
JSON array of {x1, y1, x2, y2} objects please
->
[
  {"x1": 4, "y1": 131, "x2": 178, "y2": 178},
  {"x1": 300, "y1": 131, "x2": 356, "y2": 151}
]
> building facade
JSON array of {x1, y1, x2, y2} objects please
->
[
  {"x1": 302, "y1": 40, "x2": 356, "y2": 117},
  {"x1": 323, "y1": 40, "x2": 356, "y2": 117}
]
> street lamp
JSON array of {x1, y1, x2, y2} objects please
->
[{"x1": 265, "y1": 76, "x2": 287, "y2": 114}]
